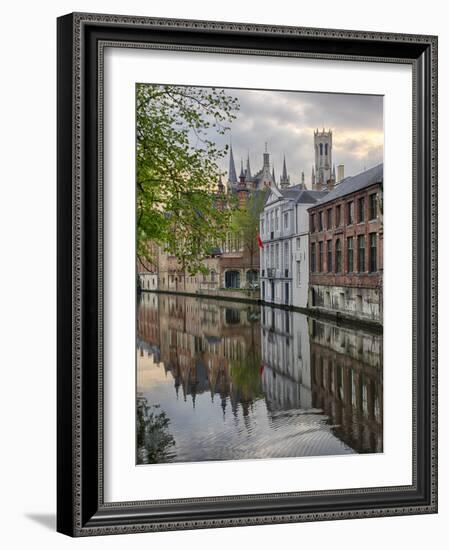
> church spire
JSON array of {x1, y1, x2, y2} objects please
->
[
  {"x1": 280, "y1": 154, "x2": 290, "y2": 187},
  {"x1": 228, "y1": 142, "x2": 237, "y2": 184},
  {"x1": 282, "y1": 155, "x2": 288, "y2": 181},
  {"x1": 245, "y1": 152, "x2": 252, "y2": 179},
  {"x1": 239, "y1": 158, "x2": 245, "y2": 179}
]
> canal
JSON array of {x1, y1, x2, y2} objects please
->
[{"x1": 137, "y1": 292, "x2": 383, "y2": 464}]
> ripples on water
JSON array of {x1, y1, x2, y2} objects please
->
[{"x1": 137, "y1": 292, "x2": 383, "y2": 464}]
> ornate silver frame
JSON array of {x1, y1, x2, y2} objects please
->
[{"x1": 57, "y1": 12, "x2": 438, "y2": 536}]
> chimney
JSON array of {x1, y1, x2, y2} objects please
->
[{"x1": 337, "y1": 164, "x2": 345, "y2": 183}]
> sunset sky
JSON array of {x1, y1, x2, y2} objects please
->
[{"x1": 209, "y1": 87, "x2": 383, "y2": 186}]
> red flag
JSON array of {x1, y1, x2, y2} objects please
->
[{"x1": 257, "y1": 234, "x2": 264, "y2": 249}]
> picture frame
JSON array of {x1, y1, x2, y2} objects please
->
[{"x1": 57, "y1": 12, "x2": 438, "y2": 536}]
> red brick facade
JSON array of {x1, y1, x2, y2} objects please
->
[{"x1": 308, "y1": 182, "x2": 383, "y2": 290}]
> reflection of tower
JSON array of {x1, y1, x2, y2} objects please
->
[{"x1": 313, "y1": 128, "x2": 332, "y2": 189}]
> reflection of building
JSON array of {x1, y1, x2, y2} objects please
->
[
  {"x1": 148, "y1": 294, "x2": 262, "y2": 412},
  {"x1": 309, "y1": 318, "x2": 383, "y2": 453},
  {"x1": 308, "y1": 164, "x2": 383, "y2": 323},
  {"x1": 260, "y1": 184, "x2": 327, "y2": 307},
  {"x1": 137, "y1": 293, "x2": 383, "y2": 455},
  {"x1": 137, "y1": 292, "x2": 160, "y2": 362},
  {"x1": 260, "y1": 306, "x2": 312, "y2": 410}
]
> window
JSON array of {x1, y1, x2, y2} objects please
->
[
  {"x1": 310, "y1": 213, "x2": 315, "y2": 232},
  {"x1": 275, "y1": 208, "x2": 279, "y2": 230},
  {"x1": 370, "y1": 233, "x2": 377, "y2": 272},
  {"x1": 327, "y1": 208, "x2": 332, "y2": 229},
  {"x1": 336, "y1": 205, "x2": 341, "y2": 226},
  {"x1": 347, "y1": 201, "x2": 354, "y2": 225},
  {"x1": 296, "y1": 237, "x2": 301, "y2": 250},
  {"x1": 358, "y1": 197, "x2": 365, "y2": 223},
  {"x1": 284, "y1": 212, "x2": 289, "y2": 229},
  {"x1": 358, "y1": 235, "x2": 366, "y2": 272},
  {"x1": 318, "y1": 241, "x2": 324, "y2": 272},
  {"x1": 325, "y1": 143, "x2": 328, "y2": 155},
  {"x1": 275, "y1": 243, "x2": 280, "y2": 268},
  {"x1": 210, "y1": 270, "x2": 217, "y2": 283},
  {"x1": 270, "y1": 210, "x2": 274, "y2": 232},
  {"x1": 336, "y1": 239, "x2": 342, "y2": 272},
  {"x1": 320, "y1": 143, "x2": 323, "y2": 155},
  {"x1": 247, "y1": 270, "x2": 258, "y2": 284},
  {"x1": 347, "y1": 237, "x2": 354, "y2": 272},
  {"x1": 296, "y1": 261, "x2": 301, "y2": 286},
  {"x1": 311, "y1": 243, "x2": 316, "y2": 272},
  {"x1": 270, "y1": 244, "x2": 274, "y2": 268},
  {"x1": 284, "y1": 241, "x2": 289, "y2": 269},
  {"x1": 369, "y1": 193, "x2": 377, "y2": 220},
  {"x1": 327, "y1": 240, "x2": 332, "y2": 272},
  {"x1": 318, "y1": 211, "x2": 323, "y2": 231},
  {"x1": 225, "y1": 271, "x2": 240, "y2": 289},
  {"x1": 225, "y1": 308, "x2": 241, "y2": 324}
]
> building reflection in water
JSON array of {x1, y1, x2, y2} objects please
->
[{"x1": 137, "y1": 292, "x2": 383, "y2": 464}]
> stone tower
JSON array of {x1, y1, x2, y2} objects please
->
[{"x1": 313, "y1": 128, "x2": 332, "y2": 189}]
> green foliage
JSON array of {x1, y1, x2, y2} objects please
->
[
  {"x1": 229, "y1": 324, "x2": 263, "y2": 402},
  {"x1": 136, "y1": 398, "x2": 176, "y2": 464},
  {"x1": 136, "y1": 84, "x2": 239, "y2": 274},
  {"x1": 230, "y1": 190, "x2": 268, "y2": 268}
]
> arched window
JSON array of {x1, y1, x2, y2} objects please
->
[
  {"x1": 319, "y1": 143, "x2": 323, "y2": 155},
  {"x1": 325, "y1": 143, "x2": 328, "y2": 155},
  {"x1": 225, "y1": 270, "x2": 240, "y2": 289}
]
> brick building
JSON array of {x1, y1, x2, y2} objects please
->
[{"x1": 307, "y1": 164, "x2": 383, "y2": 324}]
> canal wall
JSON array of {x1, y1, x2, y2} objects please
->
[{"x1": 141, "y1": 289, "x2": 383, "y2": 332}]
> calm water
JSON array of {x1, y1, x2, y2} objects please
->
[{"x1": 137, "y1": 292, "x2": 383, "y2": 464}]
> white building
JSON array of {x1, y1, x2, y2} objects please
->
[{"x1": 259, "y1": 185, "x2": 327, "y2": 308}]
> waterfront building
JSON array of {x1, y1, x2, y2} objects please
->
[
  {"x1": 307, "y1": 163, "x2": 383, "y2": 324},
  {"x1": 259, "y1": 184, "x2": 327, "y2": 307},
  {"x1": 137, "y1": 241, "x2": 159, "y2": 291}
]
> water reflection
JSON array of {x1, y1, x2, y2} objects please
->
[{"x1": 137, "y1": 292, "x2": 383, "y2": 464}]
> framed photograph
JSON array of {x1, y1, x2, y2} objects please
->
[{"x1": 57, "y1": 12, "x2": 438, "y2": 536}]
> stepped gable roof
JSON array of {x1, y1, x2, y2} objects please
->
[{"x1": 312, "y1": 163, "x2": 383, "y2": 208}]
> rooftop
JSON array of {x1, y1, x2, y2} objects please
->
[
  {"x1": 311, "y1": 163, "x2": 383, "y2": 207},
  {"x1": 279, "y1": 186, "x2": 328, "y2": 204}
]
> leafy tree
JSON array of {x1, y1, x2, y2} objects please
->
[
  {"x1": 230, "y1": 190, "x2": 268, "y2": 273},
  {"x1": 136, "y1": 397, "x2": 176, "y2": 464},
  {"x1": 136, "y1": 84, "x2": 239, "y2": 274}
]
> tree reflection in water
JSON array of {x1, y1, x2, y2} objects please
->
[{"x1": 137, "y1": 292, "x2": 383, "y2": 463}]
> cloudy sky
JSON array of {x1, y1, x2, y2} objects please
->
[{"x1": 209, "y1": 87, "x2": 383, "y2": 187}]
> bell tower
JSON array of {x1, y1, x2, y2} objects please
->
[{"x1": 313, "y1": 128, "x2": 332, "y2": 188}]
